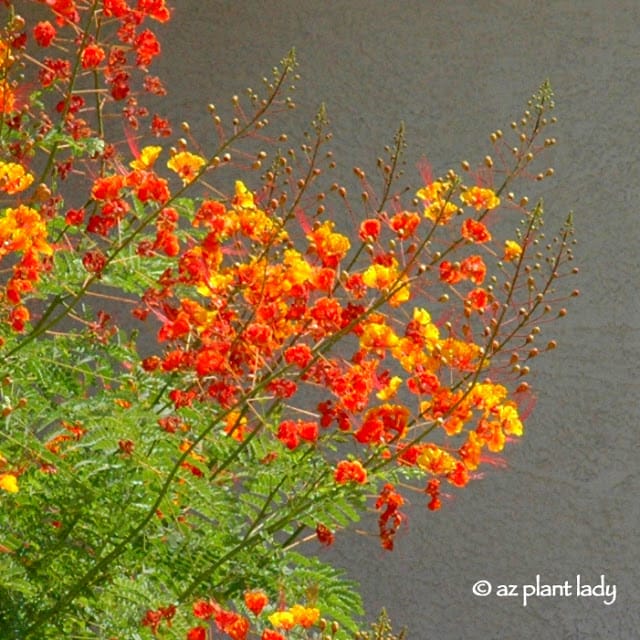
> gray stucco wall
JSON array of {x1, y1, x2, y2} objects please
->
[{"x1": 155, "y1": 3, "x2": 639, "y2": 638}]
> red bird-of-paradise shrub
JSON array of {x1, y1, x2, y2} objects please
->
[{"x1": 0, "y1": 2, "x2": 577, "y2": 638}]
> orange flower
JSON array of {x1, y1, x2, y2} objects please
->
[
  {"x1": 0, "y1": 80, "x2": 15, "y2": 114},
  {"x1": 389, "y1": 210, "x2": 420, "y2": 237},
  {"x1": 0, "y1": 205, "x2": 52, "y2": 258},
  {"x1": 476, "y1": 418, "x2": 506, "y2": 452},
  {"x1": 289, "y1": 604, "x2": 320, "y2": 628},
  {"x1": 334, "y1": 459, "x2": 367, "y2": 484},
  {"x1": 224, "y1": 411, "x2": 248, "y2": 442},
  {"x1": 459, "y1": 430, "x2": 483, "y2": 470},
  {"x1": 306, "y1": 221, "x2": 350, "y2": 268},
  {"x1": 215, "y1": 610, "x2": 249, "y2": 640}
]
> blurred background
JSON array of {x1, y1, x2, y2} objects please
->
[{"x1": 154, "y1": 2, "x2": 640, "y2": 638}]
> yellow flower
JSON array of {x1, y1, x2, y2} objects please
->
[
  {"x1": 0, "y1": 162, "x2": 34, "y2": 195},
  {"x1": 233, "y1": 180, "x2": 255, "y2": 208},
  {"x1": 471, "y1": 382, "x2": 508, "y2": 411},
  {"x1": 360, "y1": 320, "x2": 400, "y2": 351},
  {"x1": 417, "y1": 180, "x2": 459, "y2": 224},
  {"x1": 417, "y1": 444, "x2": 457, "y2": 475},
  {"x1": 130, "y1": 145, "x2": 162, "y2": 170},
  {"x1": 283, "y1": 249, "x2": 314, "y2": 289},
  {"x1": 268, "y1": 611, "x2": 296, "y2": 630},
  {"x1": 0, "y1": 473, "x2": 18, "y2": 494},
  {"x1": 423, "y1": 200, "x2": 459, "y2": 224},
  {"x1": 498, "y1": 402, "x2": 523, "y2": 436},
  {"x1": 167, "y1": 151, "x2": 206, "y2": 183},
  {"x1": 0, "y1": 40, "x2": 15, "y2": 70},
  {"x1": 362, "y1": 259, "x2": 402, "y2": 291},
  {"x1": 504, "y1": 239, "x2": 523, "y2": 262},
  {"x1": 416, "y1": 180, "x2": 450, "y2": 203},
  {"x1": 377, "y1": 375, "x2": 403, "y2": 400},
  {"x1": 460, "y1": 186, "x2": 500, "y2": 211}
]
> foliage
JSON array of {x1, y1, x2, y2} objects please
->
[{"x1": 0, "y1": 1, "x2": 577, "y2": 638}]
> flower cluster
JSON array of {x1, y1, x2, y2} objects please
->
[{"x1": 0, "y1": 2, "x2": 577, "y2": 638}]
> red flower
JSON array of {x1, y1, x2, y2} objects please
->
[
  {"x1": 376, "y1": 483, "x2": 405, "y2": 550},
  {"x1": 284, "y1": 344, "x2": 313, "y2": 369},
  {"x1": 466, "y1": 287, "x2": 488, "y2": 311},
  {"x1": 460, "y1": 255, "x2": 486, "y2": 285},
  {"x1": 358, "y1": 218, "x2": 381, "y2": 241},
  {"x1": 187, "y1": 627, "x2": 207, "y2": 640},
  {"x1": 426, "y1": 478, "x2": 441, "y2": 511},
  {"x1": 9, "y1": 305, "x2": 29, "y2": 332},
  {"x1": 43, "y1": 0, "x2": 80, "y2": 25},
  {"x1": 141, "y1": 604, "x2": 175, "y2": 634},
  {"x1": 266, "y1": 378, "x2": 297, "y2": 399},
  {"x1": 277, "y1": 420, "x2": 299, "y2": 450},
  {"x1": 34, "y1": 21, "x2": 56, "y2": 47},
  {"x1": 439, "y1": 260, "x2": 463, "y2": 285},
  {"x1": 461, "y1": 218, "x2": 492, "y2": 243},
  {"x1": 103, "y1": 0, "x2": 129, "y2": 18},
  {"x1": 91, "y1": 175, "x2": 124, "y2": 201},
  {"x1": 193, "y1": 599, "x2": 216, "y2": 620},
  {"x1": 81, "y1": 43, "x2": 105, "y2": 69},
  {"x1": 138, "y1": 0, "x2": 171, "y2": 22},
  {"x1": 134, "y1": 29, "x2": 161, "y2": 66},
  {"x1": 39, "y1": 57, "x2": 71, "y2": 88},
  {"x1": 315, "y1": 523, "x2": 335, "y2": 546},
  {"x1": 262, "y1": 631, "x2": 286, "y2": 640},
  {"x1": 82, "y1": 249, "x2": 107, "y2": 275},
  {"x1": 244, "y1": 589, "x2": 269, "y2": 616},
  {"x1": 407, "y1": 369, "x2": 440, "y2": 395},
  {"x1": 151, "y1": 113, "x2": 172, "y2": 137}
]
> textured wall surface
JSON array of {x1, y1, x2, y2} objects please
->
[{"x1": 155, "y1": 2, "x2": 639, "y2": 638}]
